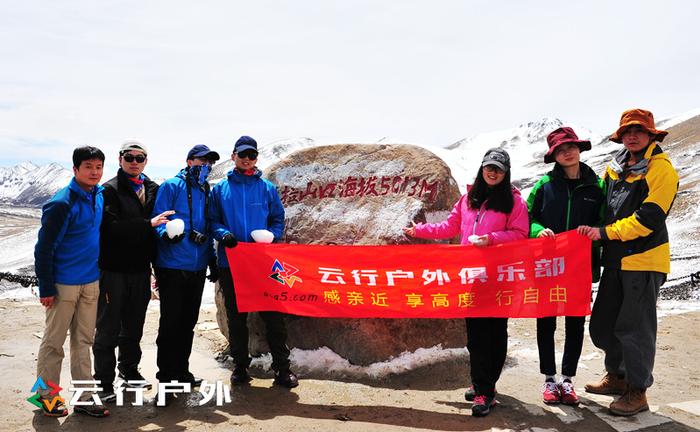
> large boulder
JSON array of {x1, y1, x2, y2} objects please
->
[{"x1": 216, "y1": 144, "x2": 467, "y2": 365}]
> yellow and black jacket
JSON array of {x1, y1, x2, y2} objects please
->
[{"x1": 600, "y1": 142, "x2": 678, "y2": 273}]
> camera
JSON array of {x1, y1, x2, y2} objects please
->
[{"x1": 189, "y1": 230, "x2": 208, "y2": 245}]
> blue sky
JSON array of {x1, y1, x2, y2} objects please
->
[{"x1": 1, "y1": 0, "x2": 699, "y2": 178}]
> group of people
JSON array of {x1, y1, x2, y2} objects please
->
[
  {"x1": 32, "y1": 107, "x2": 678, "y2": 420},
  {"x1": 404, "y1": 108, "x2": 678, "y2": 417},
  {"x1": 34, "y1": 136, "x2": 296, "y2": 418}
]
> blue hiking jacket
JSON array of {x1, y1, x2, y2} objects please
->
[
  {"x1": 210, "y1": 168, "x2": 285, "y2": 268},
  {"x1": 34, "y1": 178, "x2": 104, "y2": 297},
  {"x1": 152, "y1": 169, "x2": 213, "y2": 271}
]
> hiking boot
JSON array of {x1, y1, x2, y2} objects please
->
[
  {"x1": 97, "y1": 387, "x2": 117, "y2": 404},
  {"x1": 273, "y1": 369, "x2": 299, "y2": 388},
  {"x1": 464, "y1": 385, "x2": 496, "y2": 402},
  {"x1": 542, "y1": 380, "x2": 561, "y2": 404},
  {"x1": 584, "y1": 372, "x2": 626, "y2": 395},
  {"x1": 118, "y1": 369, "x2": 153, "y2": 390},
  {"x1": 231, "y1": 367, "x2": 252, "y2": 385},
  {"x1": 609, "y1": 387, "x2": 649, "y2": 416},
  {"x1": 74, "y1": 403, "x2": 110, "y2": 418},
  {"x1": 471, "y1": 394, "x2": 497, "y2": 417},
  {"x1": 38, "y1": 395, "x2": 68, "y2": 417},
  {"x1": 559, "y1": 380, "x2": 580, "y2": 405},
  {"x1": 180, "y1": 372, "x2": 203, "y2": 387}
]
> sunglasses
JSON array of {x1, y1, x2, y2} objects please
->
[
  {"x1": 122, "y1": 154, "x2": 146, "y2": 163},
  {"x1": 483, "y1": 165, "x2": 505, "y2": 174},
  {"x1": 237, "y1": 150, "x2": 258, "y2": 160}
]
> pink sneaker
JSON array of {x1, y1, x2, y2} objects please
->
[
  {"x1": 543, "y1": 381, "x2": 561, "y2": 404},
  {"x1": 560, "y1": 380, "x2": 580, "y2": 405}
]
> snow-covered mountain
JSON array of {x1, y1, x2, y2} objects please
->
[
  {"x1": 441, "y1": 117, "x2": 611, "y2": 191},
  {"x1": 0, "y1": 162, "x2": 72, "y2": 206}
]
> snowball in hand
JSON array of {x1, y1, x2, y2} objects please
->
[
  {"x1": 165, "y1": 218, "x2": 185, "y2": 238},
  {"x1": 468, "y1": 235, "x2": 480, "y2": 244},
  {"x1": 251, "y1": 229, "x2": 274, "y2": 243}
]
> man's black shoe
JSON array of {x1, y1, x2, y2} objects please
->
[
  {"x1": 118, "y1": 369, "x2": 153, "y2": 390},
  {"x1": 273, "y1": 370, "x2": 299, "y2": 388},
  {"x1": 180, "y1": 372, "x2": 203, "y2": 387},
  {"x1": 74, "y1": 404, "x2": 110, "y2": 417},
  {"x1": 230, "y1": 367, "x2": 252, "y2": 385},
  {"x1": 98, "y1": 387, "x2": 117, "y2": 403}
]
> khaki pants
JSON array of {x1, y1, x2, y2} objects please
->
[{"x1": 36, "y1": 281, "x2": 99, "y2": 397}]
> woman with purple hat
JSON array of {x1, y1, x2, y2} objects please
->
[{"x1": 526, "y1": 127, "x2": 605, "y2": 406}]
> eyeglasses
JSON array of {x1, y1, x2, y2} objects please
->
[
  {"x1": 122, "y1": 154, "x2": 146, "y2": 163},
  {"x1": 483, "y1": 165, "x2": 505, "y2": 174},
  {"x1": 237, "y1": 150, "x2": 258, "y2": 160}
]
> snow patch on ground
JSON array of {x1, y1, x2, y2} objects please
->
[
  {"x1": 249, "y1": 345, "x2": 468, "y2": 378},
  {"x1": 658, "y1": 300, "x2": 700, "y2": 317},
  {"x1": 0, "y1": 284, "x2": 35, "y2": 300}
]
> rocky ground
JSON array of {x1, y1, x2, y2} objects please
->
[{"x1": 1, "y1": 298, "x2": 699, "y2": 432}]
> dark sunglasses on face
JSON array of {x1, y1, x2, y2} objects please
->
[
  {"x1": 237, "y1": 150, "x2": 258, "y2": 160},
  {"x1": 122, "y1": 154, "x2": 146, "y2": 163}
]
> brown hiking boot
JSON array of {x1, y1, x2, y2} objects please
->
[
  {"x1": 609, "y1": 387, "x2": 649, "y2": 416},
  {"x1": 584, "y1": 373, "x2": 627, "y2": 395}
]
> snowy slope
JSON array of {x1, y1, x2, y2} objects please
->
[
  {"x1": 0, "y1": 162, "x2": 72, "y2": 206},
  {"x1": 657, "y1": 108, "x2": 700, "y2": 130},
  {"x1": 430, "y1": 117, "x2": 610, "y2": 193}
]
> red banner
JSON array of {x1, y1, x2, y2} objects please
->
[{"x1": 226, "y1": 231, "x2": 592, "y2": 318}]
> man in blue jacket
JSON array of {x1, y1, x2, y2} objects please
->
[
  {"x1": 34, "y1": 146, "x2": 110, "y2": 417},
  {"x1": 151, "y1": 144, "x2": 219, "y2": 403},
  {"x1": 210, "y1": 136, "x2": 297, "y2": 388}
]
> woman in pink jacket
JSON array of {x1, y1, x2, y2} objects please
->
[{"x1": 404, "y1": 148, "x2": 529, "y2": 417}]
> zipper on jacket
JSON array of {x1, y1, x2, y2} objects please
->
[
  {"x1": 90, "y1": 191, "x2": 96, "y2": 227},
  {"x1": 566, "y1": 189, "x2": 572, "y2": 230},
  {"x1": 472, "y1": 204, "x2": 487, "y2": 235},
  {"x1": 566, "y1": 182, "x2": 598, "y2": 230},
  {"x1": 242, "y1": 184, "x2": 248, "y2": 240}
]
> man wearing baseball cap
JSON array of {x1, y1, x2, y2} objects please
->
[
  {"x1": 150, "y1": 144, "x2": 220, "y2": 404},
  {"x1": 210, "y1": 136, "x2": 298, "y2": 388},
  {"x1": 578, "y1": 109, "x2": 679, "y2": 416}
]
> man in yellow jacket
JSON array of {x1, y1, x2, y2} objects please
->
[{"x1": 578, "y1": 108, "x2": 678, "y2": 416}]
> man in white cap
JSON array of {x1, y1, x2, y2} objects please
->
[{"x1": 93, "y1": 141, "x2": 172, "y2": 401}]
